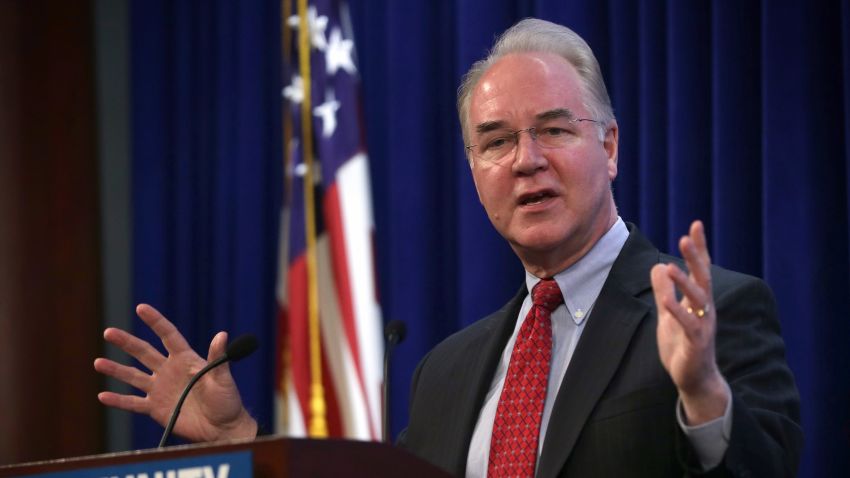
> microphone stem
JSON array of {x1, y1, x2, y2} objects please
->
[
  {"x1": 382, "y1": 339, "x2": 395, "y2": 444},
  {"x1": 158, "y1": 355, "x2": 227, "y2": 448}
]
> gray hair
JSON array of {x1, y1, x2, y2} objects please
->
[{"x1": 457, "y1": 18, "x2": 615, "y2": 146}]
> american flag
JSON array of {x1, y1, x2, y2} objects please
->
[{"x1": 276, "y1": 0, "x2": 383, "y2": 440}]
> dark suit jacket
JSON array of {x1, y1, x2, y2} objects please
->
[{"x1": 398, "y1": 225, "x2": 802, "y2": 477}]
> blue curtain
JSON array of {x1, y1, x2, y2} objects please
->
[
  {"x1": 131, "y1": 0, "x2": 849, "y2": 475},
  {"x1": 130, "y1": 0, "x2": 281, "y2": 446}
]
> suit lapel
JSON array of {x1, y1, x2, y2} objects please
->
[
  {"x1": 447, "y1": 285, "x2": 527, "y2": 475},
  {"x1": 536, "y1": 226, "x2": 659, "y2": 478}
]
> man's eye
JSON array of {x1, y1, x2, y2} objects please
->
[
  {"x1": 483, "y1": 137, "x2": 511, "y2": 151},
  {"x1": 541, "y1": 127, "x2": 568, "y2": 137}
]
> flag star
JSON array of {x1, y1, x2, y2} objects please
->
[
  {"x1": 287, "y1": 6, "x2": 328, "y2": 51},
  {"x1": 325, "y1": 27, "x2": 356, "y2": 75},
  {"x1": 282, "y1": 75, "x2": 304, "y2": 104},
  {"x1": 313, "y1": 89, "x2": 340, "y2": 138},
  {"x1": 292, "y1": 161, "x2": 322, "y2": 184}
]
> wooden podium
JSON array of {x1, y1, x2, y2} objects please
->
[{"x1": 0, "y1": 436, "x2": 452, "y2": 477}]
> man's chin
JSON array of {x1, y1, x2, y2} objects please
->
[
  {"x1": 508, "y1": 233, "x2": 571, "y2": 259},
  {"x1": 508, "y1": 223, "x2": 572, "y2": 247},
  {"x1": 506, "y1": 227, "x2": 591, "y2": 273}
]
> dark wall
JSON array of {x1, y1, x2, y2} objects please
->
[{"x1": 0, "y1": 0, "x2": 103, "y2": 464}]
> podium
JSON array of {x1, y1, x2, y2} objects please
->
[{"x1": 0, "y1": 436, "x2": 452, "y2": 477}]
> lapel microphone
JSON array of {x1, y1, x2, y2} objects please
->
[
  {"x1": 382, "y1": 320, "x2": 407, "y2": 443},
  {"x1": 158, "y1": 334, "x2": 259, "y2": 448}
]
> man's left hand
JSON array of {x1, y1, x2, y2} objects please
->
[{"x1": 651, "y1": 220, "x2": 730, "y2": 425}]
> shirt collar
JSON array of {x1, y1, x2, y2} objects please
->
[{"x1": 524, "y1": 217, "x2": 629, "y2": 325}]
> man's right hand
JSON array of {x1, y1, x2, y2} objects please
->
[{"x1": 93, "y1": 304, "x2": 258, "y2": 443}]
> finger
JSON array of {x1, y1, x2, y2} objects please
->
[
  {"x1": 666, "y1": 263, "x2": 710, "y2": 313},
  {"x1": 104, "y1": 327, "x2": 166, "y2": 371},
  {"x1": 94, "y1": 357, "x2": 153, "y2": 392},
  {"x1": 97, "y1": 391, "x2": 149, "y2": 414},
  {"x1": 650, "y1": 264, "x2": 677, "y2": 311},
  {"x1": 660, "y1": 288, "x2": 705, "y2": 342},
  {"x1": 690, "y1": 220, "x2": 710, "y2": 264},
  {"x1": 652, "y1": 264, "x2": 700, "y2": 337},
  {"x1": 679, "y1": 228, "x2": 712, "y2": 293},
  {"x1": 136, "y1": 304, "x2": 193, "y2": 355}
]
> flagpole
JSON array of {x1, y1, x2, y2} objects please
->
[
  {"x1": 296, "y1": 0, "x2": 328, "y2": 438},
  {"x1": 278, "y1": 0, "x2": 293, "y2": 434}
]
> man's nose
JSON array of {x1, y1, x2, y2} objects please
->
[{"x1": 512, "y1": 129, "x2": 548, "y2": 174}]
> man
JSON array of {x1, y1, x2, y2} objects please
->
[
  {"x1": 395, "y1": 18, "x2": 801, "y2": 477},
  {"x1": 95, "y1": 18, "x2": 802, "y2": 478}
]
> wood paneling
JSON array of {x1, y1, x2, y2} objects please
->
[{"x1": 0, "y1": 0, "x2": 103, "y2": 464}]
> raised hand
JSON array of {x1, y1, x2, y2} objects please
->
[
  {"x1": 651, "y1": 220, "x2": 730, "y2": 425},
  {"x1": 94, "y1": 304, "x2": 257, "y2": 443}
]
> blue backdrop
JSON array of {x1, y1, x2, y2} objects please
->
[{"x1": 130, "y1": 1, "x2": 850, "y2": 475}]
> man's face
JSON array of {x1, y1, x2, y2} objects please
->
[{"x1": 467, "y1": 52, "x2": 619, "y2": 275}]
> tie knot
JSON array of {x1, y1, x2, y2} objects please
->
[{"x1": 531, "y1": 279, "x2": 563, "y2": 312}]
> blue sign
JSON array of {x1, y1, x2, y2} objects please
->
[{"x1": 17, "y1": 450, "x2": 252, "y2": 478}]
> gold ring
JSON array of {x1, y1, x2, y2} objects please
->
[{"x1": 687, "y1": 304, "x2": 711, "y2": 317}]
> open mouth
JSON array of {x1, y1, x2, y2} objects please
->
[{"x1": 518, "y1": 190, "x2": 556, "y2": 206}]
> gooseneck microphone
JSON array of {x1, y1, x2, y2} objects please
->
[
  {"x1": 382, "y1": 320, "x2": 407, "y2": 443},
  {"x1": 158, "y1": 334, "x2": 259, "y2": 448}
]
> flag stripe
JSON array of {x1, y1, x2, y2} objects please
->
[
  {"x1": 286, "y1": 256, "x2": 312, "y2": 427},
  {"x1": 317, "y1": 231, "x2": 377, "y2": 439},
  {"x1": 324, "y1": 184, "x2": 377, "y2": 438},
  {"x1": 322, "y1": 183, "x2": 364, "y2": 393},
  {"x1": 319, "y1": 340, "x2": 344, "y2": 436},
  {"x1": 337, "y1": 154, "x2": 383, "y2": 435}
]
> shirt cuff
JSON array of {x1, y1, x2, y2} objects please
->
[{"x1": 675, "y1": 381, "x2": 733, "y2": 471}]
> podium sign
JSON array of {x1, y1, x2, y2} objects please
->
[
  {"x1": 0, "y1": 436, "x2": 450, "y2": 478},
  {"x1": 18, "y1": 451, "x2": 251, "y2": 478}
]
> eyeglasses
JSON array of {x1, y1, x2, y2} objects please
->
[{"x1": 465, "y1": 118, "x2": 601, "y2": 164}]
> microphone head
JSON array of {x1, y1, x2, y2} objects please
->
[
  {"x1": 384, "y1": 320, "x2": 407, "y2": 345},
  {"x1": 225, "y1": 334, "x2": 259, "y2": 362}
]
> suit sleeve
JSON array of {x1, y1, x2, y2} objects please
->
[{"x1": 680, "y1": 274, "x2": 803, "y2": 477}]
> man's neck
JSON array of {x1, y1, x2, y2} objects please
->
[{"x1": 517, "y1": 211, "x2": 618, "y2": 278}]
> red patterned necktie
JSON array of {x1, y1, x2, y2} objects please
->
[{"x1": 488, "y1": 278, "x2": 563, "y2": 478}]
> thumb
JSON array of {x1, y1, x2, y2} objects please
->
[
  {"x1": 207, "y1": 331, "x2": 234, "y2": 379},
  {"x1": 208, "y1": 331, "x2": 229, "y2": 362}
]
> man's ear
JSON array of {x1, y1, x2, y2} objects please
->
[{"x1": 603, "y1": 120, "x2": 619, "y2": 181}]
